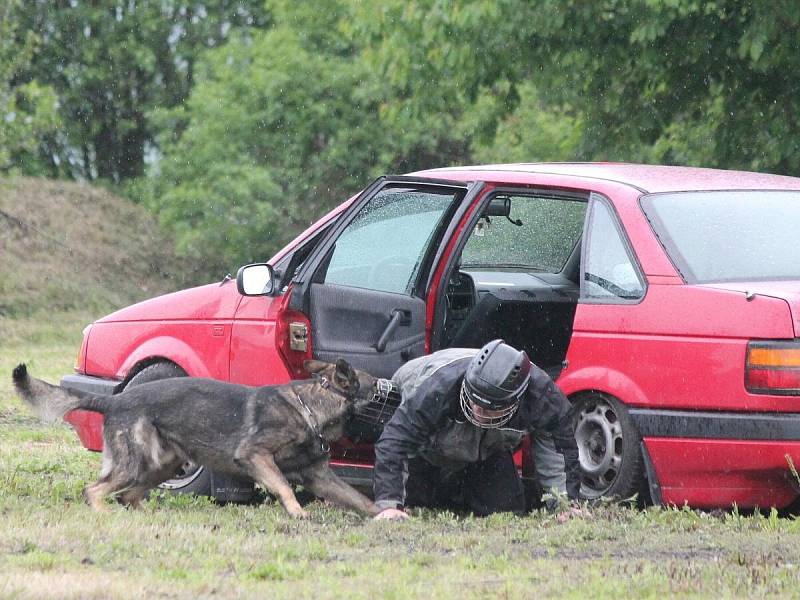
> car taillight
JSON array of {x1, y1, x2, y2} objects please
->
[
  {"x1": 275, "y1": 286, "x2": 312, "y2": 380},
  {"x1": 74, "y1": 324, "x2": 92, "y2": 374},
  {"x1": 745, "y1": 341, "x2": 800, "y2": 395}
]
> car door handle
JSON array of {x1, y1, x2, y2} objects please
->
[{"x1": 375, "y1": 309, "x2": 411, "y2": 353}]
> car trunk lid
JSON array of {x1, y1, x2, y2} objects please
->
[{"x1": 701, "y1": 281, "x2": 800, "y2": 337}]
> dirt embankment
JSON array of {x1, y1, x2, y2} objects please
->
[{"x1": 0, "y1": 177, "x2": 188, "y2": 317}]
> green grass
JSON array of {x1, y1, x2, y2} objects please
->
[{"x1": 3, "y1": 313, "x2": 800, "y2": 598}]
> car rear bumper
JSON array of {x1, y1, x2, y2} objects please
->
[
  {"x1": 60, "y1": 373, "x2": 119, "y2": 452},
  {"x1": 632, "y1": 408, "x2": 800, "y2": 509}
]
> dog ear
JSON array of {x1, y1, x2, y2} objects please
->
[
  {"x1": 333, "y1": 358, "x2": 357, "y2": 392},
  {"x1": 304, "y1": 360, "x2": 331, "y2": 375}
]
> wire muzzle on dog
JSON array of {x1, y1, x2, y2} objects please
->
[{"x1": 353, "y1": 378, "x2": 401, "y2": 426}]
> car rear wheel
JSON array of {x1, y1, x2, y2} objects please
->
[
  {"x1": 572, "y1": 392, "x2": 645, "y2": 501},
  {"x1": 123, "y1": 362, "x2": 254, "y2": 502}
]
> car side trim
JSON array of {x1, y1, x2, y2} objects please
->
[
  {"x1": 61, "y1": 374, "x2": 120, "y2": 396},
  {"x1": 630, "y1": 408, "x2": 800, "y2": 440},
  {"x1": 329, "y1": 463, "x2": 374, "y2": 490}
]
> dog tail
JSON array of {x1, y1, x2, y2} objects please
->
[{"x1": 12, "y1": 364, "x2": 111, "y2": 423}]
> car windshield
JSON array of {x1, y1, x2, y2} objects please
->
[{"x1": 641, "y1": 191, "x2": 800, "y2": 283}]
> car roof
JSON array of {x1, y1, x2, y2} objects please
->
[{"x1": 413, "y1": 162, "x2": 800, "y2": 194}]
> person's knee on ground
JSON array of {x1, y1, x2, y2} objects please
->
[{"x1": 463, "y1": 451, "x2": 526, "y2": 516}]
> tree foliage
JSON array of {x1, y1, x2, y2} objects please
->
[
  {"x1": 0, "y1": 1, "x2": 60, "y2": 174},
  {"x1": 139, "y1": 4, "x2": 384, "y2": 274},
  {"x1": 4, "y1": 0, "x2": 800, "y2": 279},
  {"x1": 353, "y1": 0, "x2": 800, "y2": 172},
  {"x1": 141, "y1": 0, "x2": 584, "y2": 275},
  {"x1": 14, "y1": 0, "x2": 270, "y2": 182},
  {"x1": 522, "y1": 0, "x2": 800, "y2": 172}
]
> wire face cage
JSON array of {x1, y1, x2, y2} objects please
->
[{"x1": 353, "y1": 379, "x2": 402, "y2": 426}]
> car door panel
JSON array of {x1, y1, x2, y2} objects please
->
[{"x1": 309, "y1": 283, "x2": 425, "y2": 378}]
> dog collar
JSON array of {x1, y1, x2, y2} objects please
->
[{"x1": 292, "y1": 390, "x2": 330, "y2": 454}]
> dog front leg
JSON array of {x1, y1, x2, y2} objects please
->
[
  {"x1": 248, "y1": 452, "x2": 308, "y2": 519},
  {"x1": 302, "y1": 462, "x2": 379, "y2": 516}
]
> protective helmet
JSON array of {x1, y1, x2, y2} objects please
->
[{"x1": 460, "y1": 339, "x2": 531, "y2": 428}]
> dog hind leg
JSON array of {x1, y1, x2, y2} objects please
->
[
  {"x1": 83, "y1": 479, "x2": 116, "y2": 512},
  {"x1": 86, "y1": 423, "x2": 170, "y2": 511},
  {"x1": 84, "y1": 432, "x2": 134, "y2": 511},
  {"x1": 123, "y1": 418, "x2": 189, "y2": 508},
  {"x1": 84, "y1": 471, "x2": 143, "y2": 512},
  {"x1": 246, "y1": 452, "x2": 308, "y2": 519}
]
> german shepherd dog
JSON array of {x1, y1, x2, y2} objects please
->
[{"x1": 12, "y1": 359, "x2": 379, "y2": 518}]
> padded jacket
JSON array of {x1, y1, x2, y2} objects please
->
[{"x1": 373, "y1": 348, "x2": 581, "y2": 510}]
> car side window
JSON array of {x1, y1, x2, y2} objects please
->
[
  {"x1": 322, "y1": 187, "x2": 460, "y2": 295},
  {"x1": 581, "y1": 196, "x2": 645, "y2": 302},
  {"x1": 461, "y1": 194, "x2": 586, "y2": 272}
]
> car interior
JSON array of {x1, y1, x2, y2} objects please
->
[
  {"x1": 434, "y1": 192, "x2": 587, "y2": 381},
  {"x1": 438, "y1": 251, "x2": 581, "y2": 380}
]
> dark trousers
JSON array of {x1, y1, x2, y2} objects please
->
[{"x1": 405, "y1": 451, "x2": 526, "y2": 516}]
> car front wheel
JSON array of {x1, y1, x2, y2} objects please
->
[{"x1": 572, "y1": 392, "x2": 645, "y2": 501}]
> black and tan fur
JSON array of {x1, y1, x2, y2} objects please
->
[{"x1": 12, "y1": 360, "x2": 379, "y2": 518}]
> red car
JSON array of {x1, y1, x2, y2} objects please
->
[{"x1": 63, "y1": 163, "x2": 800, "y2": 509}]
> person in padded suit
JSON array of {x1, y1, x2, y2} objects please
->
[{"x1": 373, "y1": 339, "x2": 581, "y2": 520}]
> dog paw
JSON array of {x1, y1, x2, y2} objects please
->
[
  {"x1": 290, "y1": 508, "x2": 310, "y2": 520},
  {"x1": 83, "y1": 485, "x2": 111, "y2": 512}
]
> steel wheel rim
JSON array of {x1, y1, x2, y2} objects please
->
[
  {"x1": 159, "y1": 461, "x2": 204, "y2": 490},
  {"x1": 575, "y1": 397, "x2": 623, "y2": 498}
]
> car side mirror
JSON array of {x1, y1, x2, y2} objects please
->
[
  {"x1": 482, "y1": 196, "x2": 511, "y2": 218},
  {"x1": 236, "y1": 263, "x2": 274, "y2": 296}
]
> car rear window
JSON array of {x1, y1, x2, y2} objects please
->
[{"x1": 641, "y1": 191, "x2": 800, "y2": 283}]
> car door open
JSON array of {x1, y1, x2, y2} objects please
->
[{"x1": 290, "y1": 177, "x2": 479, "y2": 378}]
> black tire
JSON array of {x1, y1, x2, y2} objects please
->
[
  {"x1": 571, "y1": 392, "x2": 645, "y2": 502},
  {"x1": 124, "y1": 362, "x2": 255, "y2": 502}
]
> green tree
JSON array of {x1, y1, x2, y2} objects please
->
[
  {"x1": 469, "y1": 82, "x2": 583, "y2": 164},
  {"x1": 133, "y1": 0, "x2": 800, "y2": 280},
  {"x1": 519, "y1": 0, "x2": 800, "y2": 172},
  {"x1": 140, "y1": 6, "x2": 385, "y2": 276},
  {"x1": 139, "y1": 0, "x2": 588, "y2": 277},
  {"x1": 356, "y1": 0, "x2": 800, "y2": 174},
  {"x1": 15, "y1": 0, "x2": 270, "y2": 182},
  {"x1": 0, "y1": 1, "x2": 59, "y2": 174},
  {"x1": 351, "y1": 0, "x2": 534, "y2": 170}
]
